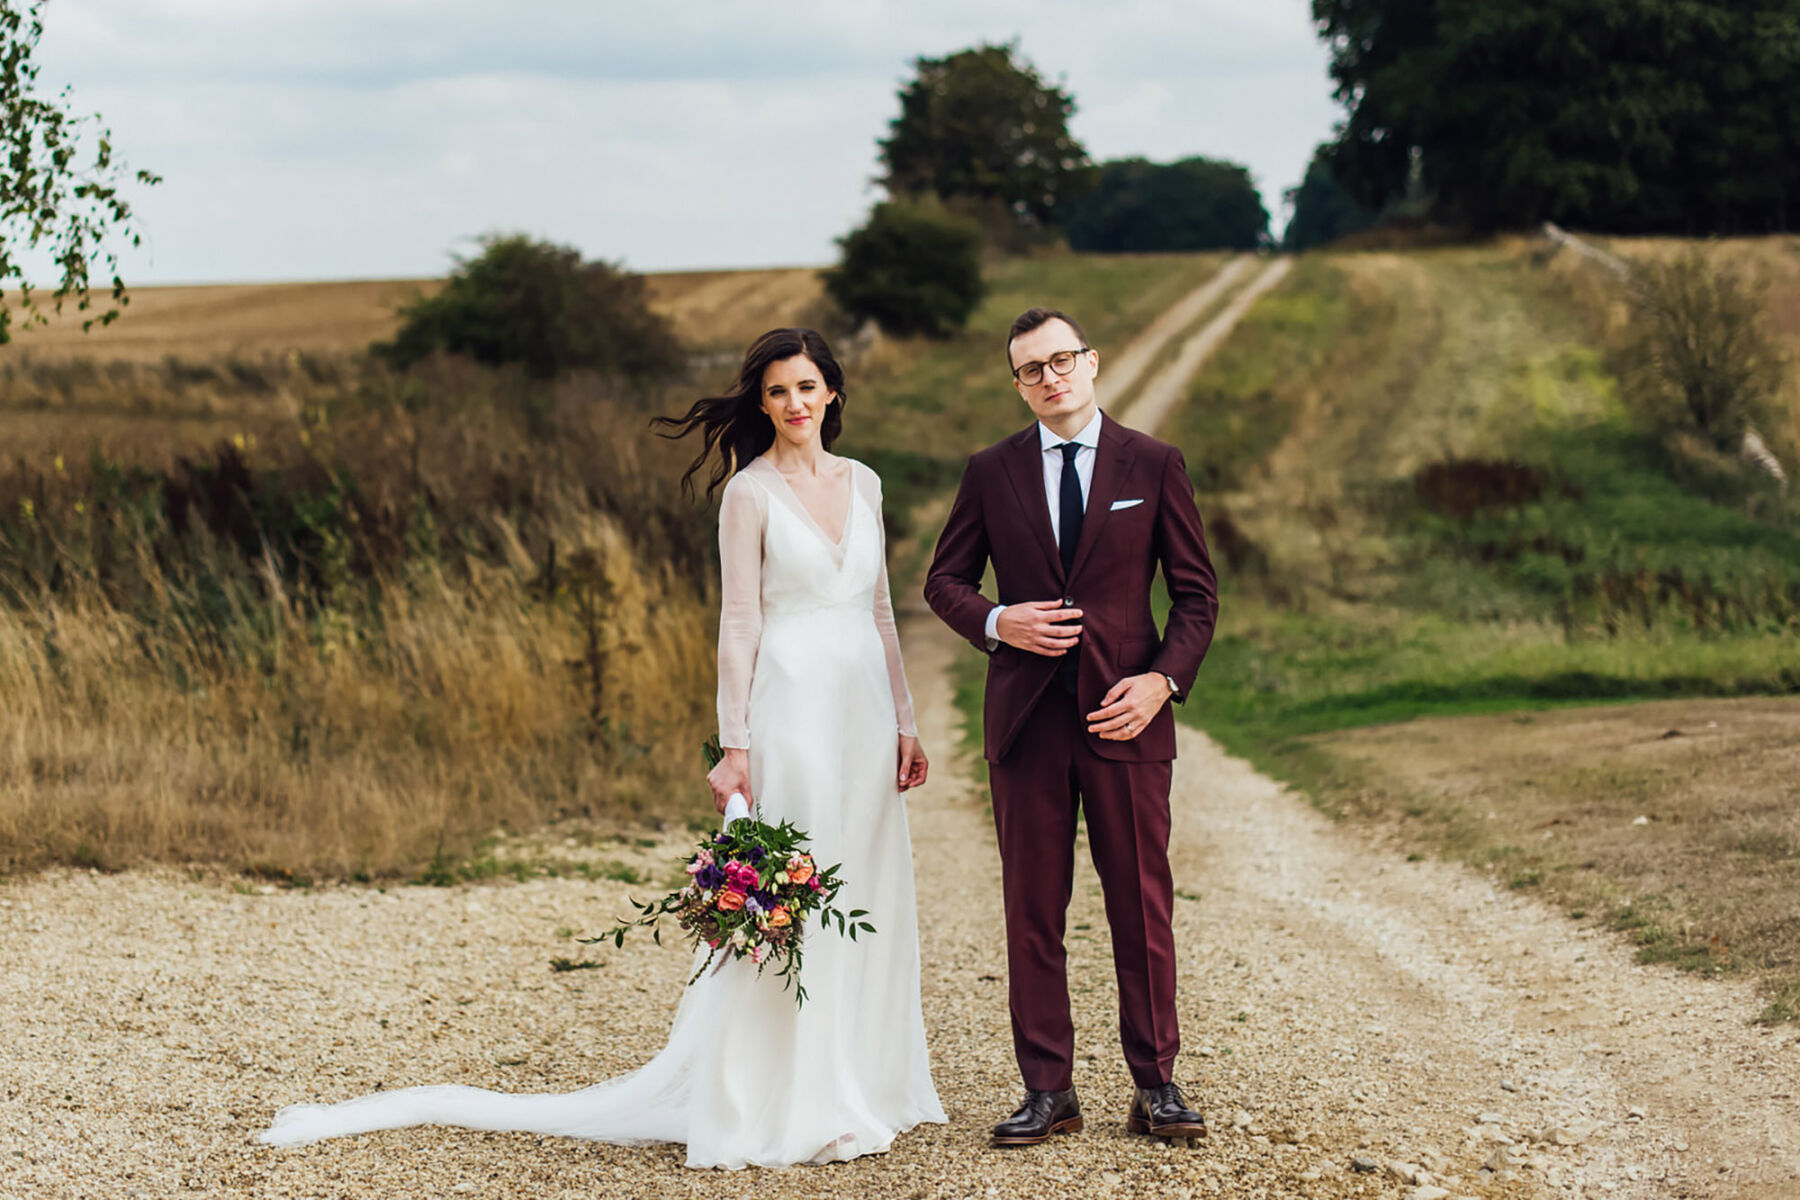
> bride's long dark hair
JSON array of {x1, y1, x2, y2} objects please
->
[{"x1": 652, "y1": 327, "x2": 847, "y2": 501}]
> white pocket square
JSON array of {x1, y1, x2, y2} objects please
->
[{"x1": 1109, "y1": 498, "x2": 1144, "y2": 511}]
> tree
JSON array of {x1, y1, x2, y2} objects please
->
[
  {"x1": 822, "y1": 200, "x2": 985, "y2": 339},
  {"x1": 1063, "y1": 157, "x2": 1269, "y2": 252},
  {"x1": 1312, "y1": 0, "x2": 1800, "y2": 234},
  {"x1": 380, "y1": 235, "x2": 683, "y2": 382},
  {"x1": 1614, "y1": 250, "x2": 1786, "y2": 450},
  {"x1": 879, "y1": 42, "x2": 1092, "y2": 234},
  {"x1": 0, "y1": 0, "x2": 159, "y2": 343},
  {"x1": 1282, "y1": 145, "x2": 1377, "y2": 250}
]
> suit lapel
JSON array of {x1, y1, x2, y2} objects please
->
[
  {"x1": 998, "y1": 424, "x2": 1064, "y2": 582},
  {"x1": 1067, "y1": 414, "x2": 1137, "y2": 582}
]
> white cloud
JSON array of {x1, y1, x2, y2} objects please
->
[{"x1": 27, "y1": 0, "x2": 1342, "y2": 283}]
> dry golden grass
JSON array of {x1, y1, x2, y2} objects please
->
[
  {"x1": 1313, "y1": 696, "x2": 1800, "y2": 1020},
  {"x1": 0, "y1": 255, "x2": 1221, "y2": 881},
  {"x1": 0, "y1": 522, "x2": 714, "y2": 879},
  {"x1": 3, "y1": 280, "x2": 442, "y2": 361},
  {"x1": 2, "y1": 265, "x2": 821, "y2": 365},
  {"x1": 0, "y1": 355, "x2": 722, "y2": 879},
  {"x1": 643, "y1": 267, "x2": 828, "y2": 351}
]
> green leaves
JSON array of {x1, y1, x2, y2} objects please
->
[
  {"x1": 879, "y1": 41, "x2": 1091, "y2": 232},
  {"x1": 579, "y1": 811, "x2": 875, "y2": 1008},
  {"x1": 376, "y1": 234, "x2": 683, "y2": 382},
  {"x1": 822, "y1": 199, "x2": 985, "y2": 339},
  {"x1": 1064, "y1": 156, "x2": 1270, "y2": 253},
  {"x1": 0, "y1": 0, "x2": 157, "y2": 341},
  {"x1": 1312, "y1": 0, "x2": 1800, "y2": 233}
]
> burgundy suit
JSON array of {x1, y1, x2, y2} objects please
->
[{"x1": 925, "y1": 413, "x2": 1218, "y2": 1091}]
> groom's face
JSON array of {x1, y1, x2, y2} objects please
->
[{"x1": 1009, "y1": 318, "x2": 1099, "y2": 429}]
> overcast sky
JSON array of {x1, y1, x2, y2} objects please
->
[{"x1": 39, "y1": 0, "x2": 1343, "y2": 285}]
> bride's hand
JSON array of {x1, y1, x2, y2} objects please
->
[
  {"x1": 897, "y1": 735, "x2": 929, "y2": 792},
  {"x1": 707, "y1": 748, "x2": 753, "y2": 814}
]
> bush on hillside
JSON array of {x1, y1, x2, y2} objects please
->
[
  {"x1": 379, "y1": 234, "x2": 684, "y2": 382},
  {"x1": 822, "y1": 200, "x2": 985, "y2": 339},
  {"x1": 1063, "y1": 157, "x2": 1268, "y2": 252},
  {"x1": 1614, "y1": 250, "x2": 1787, "y2": 454}
]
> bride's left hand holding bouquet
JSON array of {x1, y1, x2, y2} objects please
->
[{"x1": 584, "y1": 737, "x2": 873, "y2": 1006}]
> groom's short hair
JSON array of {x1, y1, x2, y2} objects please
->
[{"x1": 1006, "y1": 307, "x2": 1089, "y2": 369}]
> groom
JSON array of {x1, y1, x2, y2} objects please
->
[{"x1": 925, "y1": 307, "x2": 1218, "y2": 1146}]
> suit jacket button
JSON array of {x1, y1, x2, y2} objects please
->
[{"x1": 1061, "y1": 595, "x2": 1075, "y2": 608}]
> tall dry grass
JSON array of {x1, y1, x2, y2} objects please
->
[{"x1": 0, "y1": 353, "x2": 718, "y2": 879}]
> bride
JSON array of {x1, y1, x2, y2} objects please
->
[{"x1": 259, "y1": 328, "x2": 947, "y2": 1168}]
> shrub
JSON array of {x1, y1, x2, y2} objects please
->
[
  {"x1": 1614, "y1": 250, "x2": 1786, "y2": 451},
  {"x1": 379, "y1": 234, "x2": 684, "y2": 381},
  {"x1": 822, "y1": 200, "x2": 985, "y2": 339}
]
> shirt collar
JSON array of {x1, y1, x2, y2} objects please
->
[{"x1": 1037, "y1": 409, "x2": 1103, "y2": 453}]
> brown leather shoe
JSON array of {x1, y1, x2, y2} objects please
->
[
  {"x1": 991, "y1": 1087, "x2": 1083, "y2": 1146},
  {"x1": 1126, "y1": 1082, "x2": 1207, "y2": 1139}
]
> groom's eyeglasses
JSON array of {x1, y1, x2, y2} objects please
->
[{"x1": 1012, "y1": 348, "x2": 1090, "y2": 387}]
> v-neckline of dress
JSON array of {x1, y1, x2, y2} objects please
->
[{"x1": 754, "y1": 457, "x2": 857, "y2": 554}]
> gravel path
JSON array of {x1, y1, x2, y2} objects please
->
[{"x1": 6, "y1": 607, "x2": 1798, "y2": 1199}]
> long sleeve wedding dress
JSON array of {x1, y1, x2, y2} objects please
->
[{"x1": 259, "y1": 456, "x2": 945, "y2": 1168}]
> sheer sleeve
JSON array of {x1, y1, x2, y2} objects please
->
[
  {"x1": 858, "y1": 464, "x2": 918, "y2": 738},
  {"x1": 715, "y1": 474, "x2": 766, "y2": 749}
]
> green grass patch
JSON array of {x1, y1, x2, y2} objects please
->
[{"x1": 1170, "y1": 256, "x2": 1362, "y2": 493}]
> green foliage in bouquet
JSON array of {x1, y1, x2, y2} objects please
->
[{"x1": 581, "y1": 737, "x2": 874, "y2": 1006}]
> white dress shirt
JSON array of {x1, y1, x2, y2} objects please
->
[{"x1": 983, "y1": 410, "x2": 1102, "y2": 644}]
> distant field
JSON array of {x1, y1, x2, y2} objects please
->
[
  {"x1": 1, "y1": 278, "x2": 441, "y2": 360},
  {"x1": 0, "y1": 265, "x2": 828, "y2": 361}
]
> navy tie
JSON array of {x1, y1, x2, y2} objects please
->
[
  {"x1": 1057, "y1": 441, "x2": 1083, "y2": 573},
  {"x1": 1056, "y1": 441, "x2": 1083, "y2": 694}
]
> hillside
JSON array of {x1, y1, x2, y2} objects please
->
[{"x1": 1153, "y1": 233, "x2": 1800, "y2": 1022}]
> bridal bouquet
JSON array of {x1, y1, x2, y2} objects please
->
[{"x1": 585, "y1": 738, "x2": 873, "y2": 1006}]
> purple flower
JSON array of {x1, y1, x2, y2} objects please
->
[
  {"x1": 694, "y1": 864, "x2": 725, "y2": 890},
  {"x1": 753, "y1": 888, "x2": 779, "y2": 911},
  {"x1": 714, "y1": 834, "x2": 730, "y2": 846},
  {"x1": 748, "y1": 846, "x2": 766, "y2": 864}
]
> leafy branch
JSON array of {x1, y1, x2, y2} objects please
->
[{"x1": 0, "y1": 0, "x2": 160, "y2": 343}]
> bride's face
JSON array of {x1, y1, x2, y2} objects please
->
[{"x1": 760, "y1": 355, "x2": 835, "y2": 448}]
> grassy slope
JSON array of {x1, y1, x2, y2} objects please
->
[{"x1": 1153, "y1": 237, "x2": 1800, "y2": 1016}]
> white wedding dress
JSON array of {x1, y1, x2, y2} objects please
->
[{"x1": 259, "y1": 455, "x2": 946, "y2": 1168}]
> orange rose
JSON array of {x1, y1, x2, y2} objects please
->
[
  {"x1": 716, "y1": 890, "x2": 745, "y2": 912},
  {"x1": 768, "y1": 906, "x2": 791, "y2": 927},
  {"x1": 786, "y1": 857, "x2": 814, "y2": 885}
]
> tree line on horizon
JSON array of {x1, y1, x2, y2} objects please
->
[{"x1": 1289, "y1": 0, "x2": 1800, "y2": 248}]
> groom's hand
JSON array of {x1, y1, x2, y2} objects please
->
[
  {"x1": 1087, "y1": 673, "x2": 1175, "y2": 740},
  {"x1": 996, "y1": 600, "x2": 1083, "y2": 656}
]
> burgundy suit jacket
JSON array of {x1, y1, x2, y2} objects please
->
[{"x1": 925, "y1": 414, "x2": 1219, "y2": 764}]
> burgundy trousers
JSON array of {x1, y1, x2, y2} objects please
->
[{"x1": 988, "y1": 686, "x2": 1180, "y2": 1092}]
